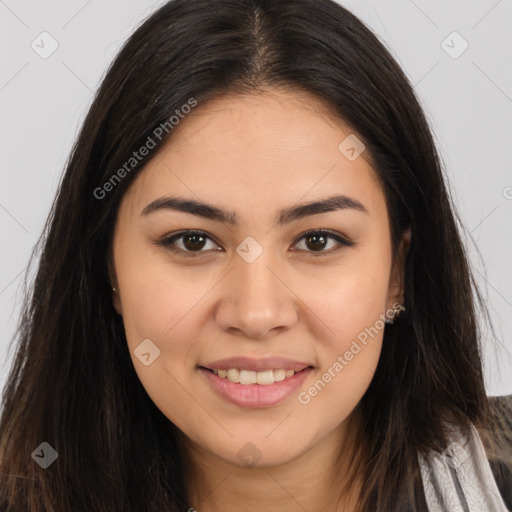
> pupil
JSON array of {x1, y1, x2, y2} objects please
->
[
  {"x1": 184, "y1": 233, "x2": 206, "y2": 251},
  {"x1": 306, "y1": 233, "x2": 326, "y2": 251}
]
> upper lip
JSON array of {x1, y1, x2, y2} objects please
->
[{"x1": 201, "y1": 356, "x2": 314, "y2": 372}]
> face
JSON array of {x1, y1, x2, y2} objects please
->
[{"x1": 110, "y1": 88, "x2": 409, "y2": 469}]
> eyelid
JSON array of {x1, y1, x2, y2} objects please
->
[
  {"x1": 292, "y1": 228, "x2": 354, "y2": 252},
  {"x1": 157, "y1": 229, "x2": 221, "y2": 257},
  {"x1": 156, "y1": 228, "x2": 354, "y2": 256}
]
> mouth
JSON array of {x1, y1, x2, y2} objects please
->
[
  {"x1": 199, "y1": 366, "x2": 314, "y2": 385},
  {"x1": 198, "y1": 364, "x2": 315, "y2": 408}
]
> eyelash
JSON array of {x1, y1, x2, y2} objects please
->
[{"x1": 156, "y1": 229, "x2": 354, "y2": 257}]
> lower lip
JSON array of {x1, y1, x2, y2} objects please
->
[{"x1": 199, "y1": 367, "x2": 314, "y2": 408}]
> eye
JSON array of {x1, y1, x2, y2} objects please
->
[
  {"x1": 156, "y1": 229, "x2": 354, "y2": 257},
  {"x1": 292, "y1": 229, "x2": 354, "y2": 255},
  {"x1": 157, "y1": 230, "x2": 221, "y2": 257}
]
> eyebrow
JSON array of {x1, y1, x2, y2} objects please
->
[{"x1": 141, "y1": 193, "x2": 368, "y2": 226}]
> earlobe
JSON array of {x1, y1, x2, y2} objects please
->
[
  {"x1": 112, "y1": 286, "x2": 123, "y2": 315},
  {"x1": 107, "y1": 247, "x2": 122, "y2": 315},
  {"x1": 389, "y1": 227, "x2": 412, "y2": 306},
  {"x1": 401, "y1": 227, "x2": 412, "y2": 259}
]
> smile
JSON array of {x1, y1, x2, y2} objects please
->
[
  {"x1": 199, "y1": 366, "x2": 314, "y2": 408},
  {"x1": 210, "y1": 368, "x2": 297, "y2": 385}
]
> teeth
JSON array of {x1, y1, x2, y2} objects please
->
[
  {"x1": 226, "y1": 369, "x2": 239, "y2": 382},
  {"x1": 274, "y1": 369, "x2": 286, "y2": 382},
  {"x1": 256, "y1": 370, "x2": 274, "y2": 385},
  {"x1": 239, "y1": 370, "x2": 257, "y2": 384},
  {"x1": 212, "y1": 368, "x2": 299, "y2": 385}
]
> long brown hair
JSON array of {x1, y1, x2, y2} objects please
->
[{"x1": 1, "y1": 0, "x2": 510, "y2": 510}]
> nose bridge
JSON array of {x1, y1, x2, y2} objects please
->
[
  {"x1": 237, "y1": 249, "x2": 279, "y2": 303},
  {"x1": 216, "y1": 238, "x2": 298, "y2": 338}
]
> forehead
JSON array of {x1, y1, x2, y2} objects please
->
[
  {"x1": 120, "y1": 88, "x2": 387, "y2": 224},
  {"x1": 167, "y1": 88, "x2": 367, "y2": 160}
]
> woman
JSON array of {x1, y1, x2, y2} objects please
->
[{"x1": 0, "y1": 0, "x2": 510, "y2": 510}]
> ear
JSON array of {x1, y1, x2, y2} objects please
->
[
  {"x1": 107, "y1": 245, "x2": 123, "y2": 316},
  {"x1": 387, "y1": 227, "x2": 411, "y2": 308}
]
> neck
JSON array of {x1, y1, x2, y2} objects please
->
[{"x1": 179, "y1": 408, "x2": 363, "y2": 512}]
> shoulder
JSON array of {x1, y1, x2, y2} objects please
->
[
  {"x1": 487, "y1": 394, "x2": 512, "y2": 510},
  {"x1": 490, "y1": 393, "x2": 512, "y2": 421}
]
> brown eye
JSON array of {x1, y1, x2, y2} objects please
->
[
  {"x1": 292, "y1": 230, "x2": 354, "y2": 255},
  {"x1": 304, "y1": 232, "x2": 329, "y2": 251},
  {"x1": 180, "y1": 232, "x2": 207, "y2": 251},
  {"x1": 158, "y1": 230, "x2": 221, "y2": 256}
]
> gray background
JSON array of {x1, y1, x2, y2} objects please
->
[{"x1": 1, "y1": 0, "x2": 511, "y2": 396}]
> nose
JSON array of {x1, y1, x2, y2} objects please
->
[{"x1": 214, "y1": 249, "x2": 299, "y2": 340}]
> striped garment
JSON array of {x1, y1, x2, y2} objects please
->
[{"x1": 418, "y1": 394, "x2": 512, "y2": 512}]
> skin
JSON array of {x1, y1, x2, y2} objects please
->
[{"x1": 110, "y1": 87, "x2": 411, "y2": 511}]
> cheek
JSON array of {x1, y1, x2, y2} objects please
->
[
  {"x1": 302, "y1": 248, "x2": 390, "y2": 350},
  {"x1": 115, "y1": 245, "x2": 207, "y2": 429},
  {"x1": 114, "y1": 233, "x2": 210, "y2": 342},
  {"x1": 295, "y1": 276, "x2": 387, "y2": 428},
  {"x1": 295, "y1": 244, "x2": 390, "y2": 406}
]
